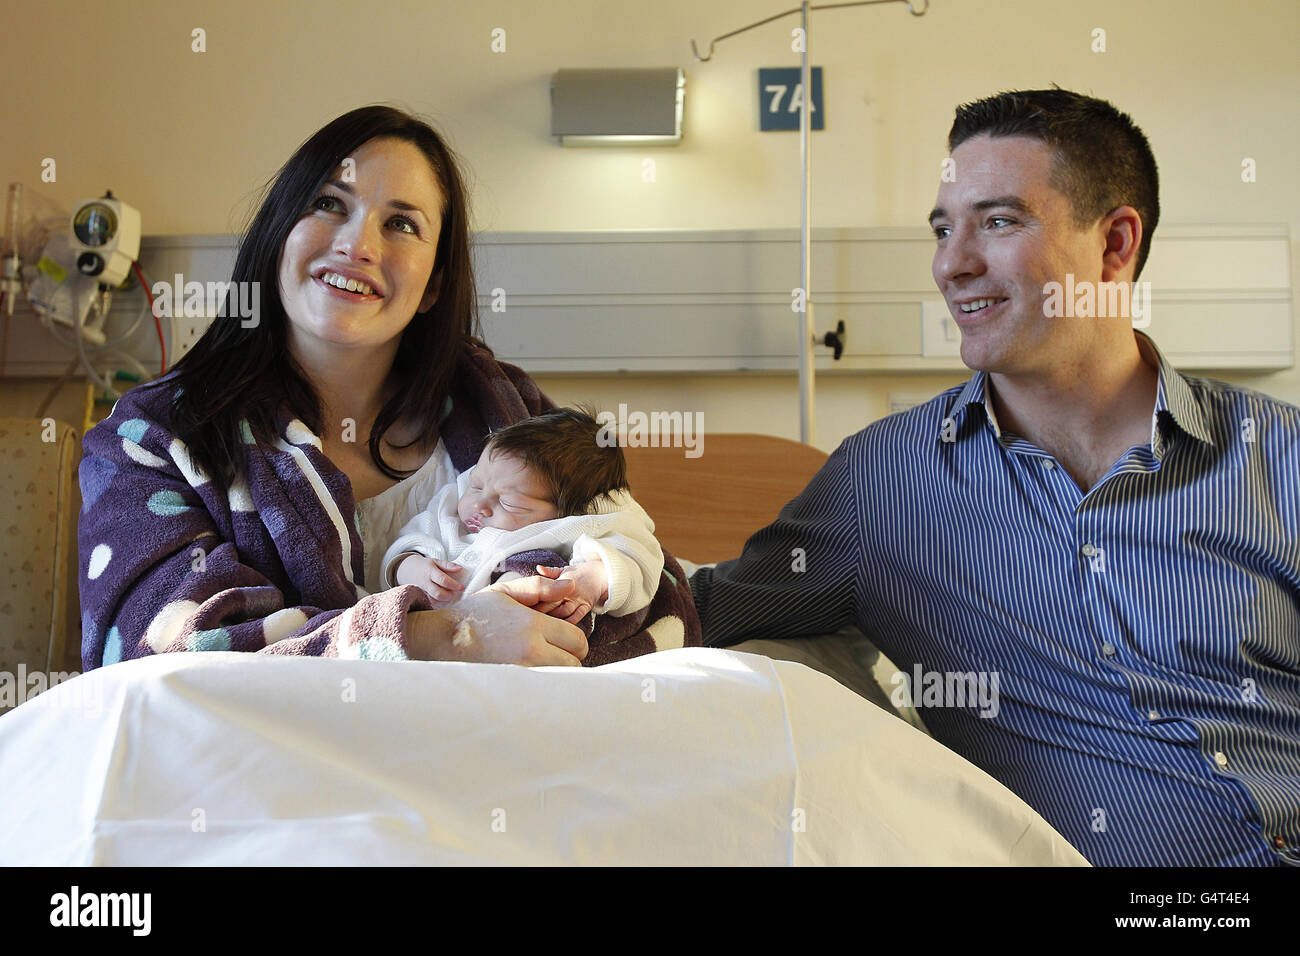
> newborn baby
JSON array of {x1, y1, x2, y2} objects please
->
[{"x1": 381, "y1": 407, "x2": 663, "y2": 625}]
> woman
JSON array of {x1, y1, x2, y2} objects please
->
[{"x1": 77, "y1": 105, "x2": 614, "y2": 668}]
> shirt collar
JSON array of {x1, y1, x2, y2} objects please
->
[
  {"x1": 939, "y1": 331, "x2": 1215, "y2": 452},
  {"x1": 944, "y1": 369, "x2": 995, "y2": 442},
  {"x1": 1138, "y1": 331, "x2": 1215, "y2": 451}
]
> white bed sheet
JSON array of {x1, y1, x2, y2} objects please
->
[{"x1": 0, "y1": 649, "x2": 1088, "y2": 866}]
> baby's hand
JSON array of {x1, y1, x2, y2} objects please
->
[
  {"x1": 396, "y1": 553, "x2": 465, "y2": 607},
  {"x1": 534, "y1": 562, "x2": 608, "y2": 624}
]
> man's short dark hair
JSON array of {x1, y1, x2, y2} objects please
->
[
  {"x1": 485, "y1": 406, "x2": 629, "y2": 518},
  {"x1": 948, "y1": 87, "x2": 1160, "y2": 279}
]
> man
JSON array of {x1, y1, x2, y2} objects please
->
[{"x1": 691, "y1": 88, "x2": 1299, "y2": 866}]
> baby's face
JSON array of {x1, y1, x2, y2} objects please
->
[{"x1": 458, "y1": 448, "x2": 560, "y2": 533}]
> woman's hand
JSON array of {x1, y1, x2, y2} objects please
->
[{"x1": 406, "y1": 577, "x2": 587, "y2": 666}]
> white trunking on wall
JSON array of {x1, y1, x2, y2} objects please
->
[
  {"x1": 3, "y1": 225, "x2": 1291, "y2": 378},
  {"x1": 473, "y1": 225, "x2": 1293, "y2": 374}
]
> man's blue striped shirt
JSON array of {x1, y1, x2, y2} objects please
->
[{"x1": 691, "y1": 333, "x2": 1299, "y2": 866}]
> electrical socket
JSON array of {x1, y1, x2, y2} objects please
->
[
  {"x1": 920, "y1": 299, "x2": 961, "y2": 357},
  {"x1": 887, "y1": 393, "x2": 934, "y2": 415},
  {"x1": 171, "y1": 312, "x2": 216, "y2": 361}
]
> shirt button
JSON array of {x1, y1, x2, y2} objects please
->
[
  {"x1": 1043, "y1": 459, "x2": 1055, "y2": 470},
  {"x1": 1082, "y1": 543, "x2": 1097, "y2": 557},
  {"x1": 1147, "y1": 709, "x2": 1161, "y2": 720},
  {"x1": 1214, "y1": 751, "x2": 1229, "y2": 769},
  {"x1": 1101, "y1": 642, "x2": 1116, "y2": 656},
  {"x1": 1274, "y1": 834, "x2": 1287, "y2": 849}
]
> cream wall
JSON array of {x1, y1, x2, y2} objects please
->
[{"x1": 1, "y1": 0, "x2": 1297, "y2": 450}]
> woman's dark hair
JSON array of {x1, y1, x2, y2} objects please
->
[
  {"x1": 948, "y1": 87, "x2": 1160, "y2": 279},
  {"x1": 169, "y1": 104, "x2": 483, "y2": 494}
]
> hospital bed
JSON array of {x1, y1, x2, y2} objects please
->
[{"x1": 0, "y1": 433, "x2": 1088, "y2": 866}]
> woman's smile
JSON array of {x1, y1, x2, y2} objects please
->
[{"x1": 312, "y1": 271, "x2": 384, "y2": 302}]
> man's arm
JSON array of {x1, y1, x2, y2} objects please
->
[{"x1": 690, "y1": 441, "x2": 862, "y2": 647}]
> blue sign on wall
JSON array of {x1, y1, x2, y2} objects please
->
[{"x1": 758, "y1": 67, "x2": 824, "y2": 131}]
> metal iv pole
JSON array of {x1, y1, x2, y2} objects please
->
[{"x1": 691, "y1": 0, "x2": 929, "y2": 444}]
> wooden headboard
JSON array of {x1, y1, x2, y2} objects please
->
[{"x1": 622, "y1": 434, "x2": 829, "y2": 565}]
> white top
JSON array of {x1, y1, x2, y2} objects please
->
[
  {"x1": 379, "y1": 473, "x2": 663, "y2": 616},
  {"x1": 354, "y1": 439, "x2": 459, "y2": 595}
]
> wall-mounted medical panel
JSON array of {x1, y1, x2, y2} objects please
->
[
  {"x1": 474, "y1": 225, "x2": 1293, "y2": 374},
  {"x1": 2, "y1": 227, "x2": 1290, "y2": 377}
]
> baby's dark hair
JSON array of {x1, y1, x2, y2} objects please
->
[{"x1": 484, "y1": 405, "x2": 629, "y2": 517}]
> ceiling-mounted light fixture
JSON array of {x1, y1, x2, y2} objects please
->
[{"x1": 550, "y1": 68, "x2": 685, "y2": 146}]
